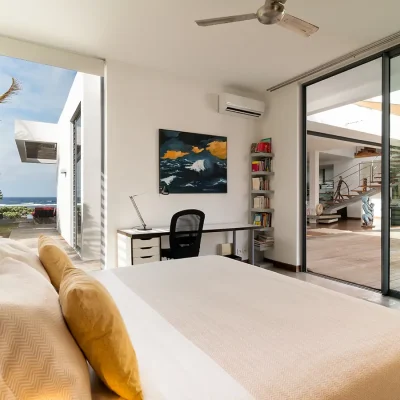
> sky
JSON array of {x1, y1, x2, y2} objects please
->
[{"x1": 0, "y1": 56, "x2": 76, "y2": 197}]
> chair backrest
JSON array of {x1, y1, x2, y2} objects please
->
[{"x1": 169, "y1": 209, "x2": 205, "y2": 259}]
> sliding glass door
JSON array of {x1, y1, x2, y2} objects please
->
[
  {"x1": 389, "y1": 55, "x2": 400, "y2": 293},
  {"x1": 304, "y1": 59, "x2": 383, "y2": 289}
]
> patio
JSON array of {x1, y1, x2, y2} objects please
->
[{"x1": 8, "y1": 219, "x2": 101, "y2": 272}]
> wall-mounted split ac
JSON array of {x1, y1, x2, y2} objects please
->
[{"x1": 218, "y1": 93, "x2": 265, "y2": 119}]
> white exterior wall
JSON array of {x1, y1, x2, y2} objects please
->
[
  {"x1": 57, "y1": 74, "x2": 82, "y2": 245},
  {"x1": 259, "y1": 84, "x2": 301, "y2": 267},
  {"x1": 104, "y1": 60, "x2": 260, "y2": 268},
  {"x1": 57, "y1": 73, "x2": 101, "y2": 260}
]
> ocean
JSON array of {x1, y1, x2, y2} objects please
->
[{"x1": 0, "y1": 197, "x2": 57, "y2": 207}]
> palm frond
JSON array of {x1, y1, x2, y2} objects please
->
[{"x1": 0, "y1": 78, "x2": 21, "y2": 104}]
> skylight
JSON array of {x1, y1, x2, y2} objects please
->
[{"x1": 308, "y1": 90, "x2": 400, "y2": 139}]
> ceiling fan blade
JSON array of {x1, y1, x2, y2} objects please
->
[
  {"x1": 196, "y1": 13, "x2": 257, "y2": 27},
  {"x1": 279, "y1": 13, "x2": 319, "y2": 37}
]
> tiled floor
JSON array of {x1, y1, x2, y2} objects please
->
[
  {"x1": 267, "y1": 265, "x2": 400, "y2": 310},
  {"x1": 9, "y1": 221, "x2": 101, "y2": 272}
]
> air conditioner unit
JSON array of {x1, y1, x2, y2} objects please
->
[{"x1": 218, "y1": 93, "x2": 265, "y2": 119}]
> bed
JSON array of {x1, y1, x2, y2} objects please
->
[{"x1": 90, "y1": 255, "x2": 400, "y2": 400}]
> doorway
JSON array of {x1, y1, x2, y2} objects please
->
[
  {"x1": 302, "y1": 48, "x2": 400, "y2": 296},
  {"x1": 72, "y1": 107, "x2": 82, "y2": 253},
  {"x1": 306, "y1": 132, "x2": 382, "y2": 288},
  {"x1": 303, "y1": 57, "x2": 384, "y2": 290}
]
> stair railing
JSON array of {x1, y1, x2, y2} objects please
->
[{"x1": 321, "y1": 157, "x2": 381, "y2": 205}]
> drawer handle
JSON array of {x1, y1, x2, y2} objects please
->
[
  {"x1": 140, "y1": 256, "x2": 153, "y2": 259},
  {"x1": 136, "y1": 238, "x2": 153, "y2": 241},
  {"x1": 140, "y1": 247, "x2": 153, "y2": 250}
]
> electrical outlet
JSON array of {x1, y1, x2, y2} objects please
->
[
  {"x1": 242, "y1": 247, "x2": 248, "y2": 259},
  {"x1": 237, "y1": 249, "x2": 243, "y2": 255}
]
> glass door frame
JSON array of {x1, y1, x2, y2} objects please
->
[
  {"x1": 71, "y1": 104, "x2": 82, "y2": 254},
  {"x1": 301, "y1": 45, "x2": 400, "y2": 297}
]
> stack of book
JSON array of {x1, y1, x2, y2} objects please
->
[
  {"x1": 252, "y1": 177, "x2": 269, "y2": 190},
  {"x1": 250, "y1": 138, "x2": 272, "y2": 153},
  {"x1": 253, "y1": 196, "x2": 269, "y2": 209},
  {"x1": 254, "y1": 234, "x2": 274, "y2": 251},
  {"x1": 252, "y1": 159, "x2": 273, "y2": 172},
  {"x1": 252, "y1": 212, "x2": 272, "y2": 227}
]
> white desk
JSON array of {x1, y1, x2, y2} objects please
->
[{"x1": 117, "y1": 222, "x2": 259, "y2": 267}]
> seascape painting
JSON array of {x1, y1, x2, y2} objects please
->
[{"x1": 159, "y1": 129, "x2": 227, "y2": 194}]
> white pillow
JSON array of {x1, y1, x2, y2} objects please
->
[
  {"x1": 0, "y1": 238, "x2": 49, "y2": 281},
  {"x1": 0, "y1": 258, "x2": 91, "y2": 399}
]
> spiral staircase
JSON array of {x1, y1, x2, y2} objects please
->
[{"x1": 321, "y1": 146, "x2": 400, "y2": 215}]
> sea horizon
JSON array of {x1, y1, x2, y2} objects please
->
[{"x1": 0, "y1": 197, "x2": 57, "y2": 207}]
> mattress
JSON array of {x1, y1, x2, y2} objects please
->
[{"x1": 91, "y1": 255, "x2": 400, "y2": 400}]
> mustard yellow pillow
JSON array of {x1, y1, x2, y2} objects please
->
[
  {"x1": 59, "y1": 266, "x2": 143, "y2": 400},
  {"x1": 38, "y1": 235, "x2": 74, "y2": 291}
]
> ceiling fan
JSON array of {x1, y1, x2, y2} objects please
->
[{"x1": 195, "y1": 0, "x2": 319, "y2": 37}]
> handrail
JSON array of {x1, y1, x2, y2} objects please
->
[
  {"x1": 330, "y1": 155, "x2": 381, "y2": 182},
  {"x1": 320, "y1": 158, "x2": 382, "y2": 200}
]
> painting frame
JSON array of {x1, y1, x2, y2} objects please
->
[{"x1": 159, "y1": 129, "x2": 228, "y2": 194}]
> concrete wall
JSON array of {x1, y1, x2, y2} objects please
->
[
  {"x1": 14, "y1": 120, "x2": 58, "y2": 164},
  {"x1": 259, "y1": 84, "x2": 301, "y2": 267},
  {"x1": 57, "y1": 73, "x2": 101, "y2": 260},
  {"x1": 104, "y1": 60, "x2": 261, "y2": 268}
]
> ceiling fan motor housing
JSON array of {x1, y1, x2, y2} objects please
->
[{"x1": 257, "y1": 1, "x2": 285, "y2": 25}]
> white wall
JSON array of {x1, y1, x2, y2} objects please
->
[
  {"x1": 81, "y1": 75, "x2": 102, "y2": 260},
  {"x1": 259, "y1": 84, "x2": 301, "y2": 267},
  {"x1": 104, "y1": 60, "x2": 261, "y2": 268},
  {"x1": 57, "y1": 73, "x2": 101, "y2": 260}
]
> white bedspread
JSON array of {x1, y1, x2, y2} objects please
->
[{"x1": 91, "y1": 256, "x2": 400, "y2": 400}]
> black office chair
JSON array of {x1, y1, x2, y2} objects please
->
[{"x1": 161, "y1": 209, "x2": 205, "y2": 260}]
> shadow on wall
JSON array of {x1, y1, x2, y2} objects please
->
[{"x1": 82, "y1": 203, "x2": 101, "y2": 262}]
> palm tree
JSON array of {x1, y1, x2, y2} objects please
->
[
  {"x1": 0, "y1": 78, "x2": 21, "y2": 201},
  {"x1": 0, "y1": 78, "x2": 21, "y2": 104}
]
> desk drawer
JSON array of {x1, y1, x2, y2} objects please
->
[
  {"x1": 132, "y1": 237, "x2": 160, "y2": 249},
  {"x1": 133, "y1": 255, "x2": 160, "y2": 265},
  {"x1": 132, "y1": 246, "x2": 160, "y2": 258}
]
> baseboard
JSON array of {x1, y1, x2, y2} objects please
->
[
  {"x1": 346, "y1": 217, "x2": 362, "y2": 220},
  {"x1": 264, "y1": 258, "x2": 300, "y2": 272}
]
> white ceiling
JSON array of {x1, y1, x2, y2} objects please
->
[{"x1": 0, "y1": 0, "x2": 400, "y2": 91}]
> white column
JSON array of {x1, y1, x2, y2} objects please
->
[{"x1": 309, "y1": 151, "x2": 320, "y2": 215}]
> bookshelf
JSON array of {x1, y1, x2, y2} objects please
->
[
  {"x1": 251, "y1": 171, "x2": 274, "y2": 176},
  {"x1": 250, "y1": 140, "x2": 274, "y2": 264}
]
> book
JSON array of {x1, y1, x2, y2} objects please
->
[
  {"x1": 253, "y1": 213, "x2": 262, "y2": 226},
  {"x1": 260, "y1": 138, "x2": 272, "y2": 153},
  {"x1": 252, "y1": 178, "x2": 260, "y2": 190},
  {"x1": 250, "y1": 140, "x2": 272, "y2": 154}
]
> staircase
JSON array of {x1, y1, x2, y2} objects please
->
[{"x1": 322, "y1": 147, "x2": 400, "y2": 215}]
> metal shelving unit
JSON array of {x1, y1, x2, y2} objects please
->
[
  {"x1": 250, "y1": 152, "x2": 274, "y2": 265},
  {"x1": 251, "y1": 171, "x2": 275, "y2": 176}
]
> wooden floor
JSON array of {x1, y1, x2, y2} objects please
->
[
  {"x1": 9, "y1": 221, "x2": 101, "y2": 272},
  {"x1": 307, "y1": 218, "x2": 400, "y2": 291}
]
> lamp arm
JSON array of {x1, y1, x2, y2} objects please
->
[{"x1": 129, "y1": 196, "x2": 147, "y2": 229}]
